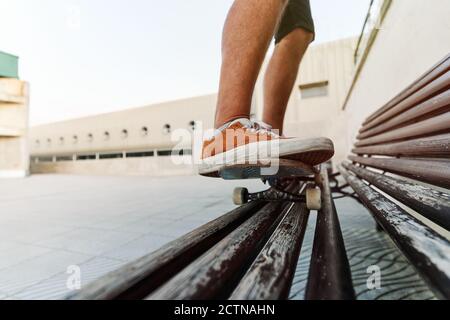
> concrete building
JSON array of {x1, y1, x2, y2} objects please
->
[
  {"x1": 30, "y1": 94, "x2": 216, "y2": 176},
  {"x1": 0, "y1": 51, "x2": 30, "y2": 178},
  {"x1": 29, "y1": 0, "x2": 450, "y2": 176}
]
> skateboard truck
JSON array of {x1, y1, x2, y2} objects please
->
[
  {"x1": 219, "y1": 160, "x2": 324, "y2": 210},
  {"x1": 233, "y1": 180, "x2": 322, "y2": 210}
]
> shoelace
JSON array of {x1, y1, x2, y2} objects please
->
[
  {"x1": 212, "y1": 119, "x2": 280, "y2": 140},
  {"x1": 253, "y1": 120, "x2": 273, "y2": 132},
  {"x1": 243, "y1": 121, "x2": 279, "y2": 138}
]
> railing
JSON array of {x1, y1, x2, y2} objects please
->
[
  {"x1": 342, "y1": 0, "x2": 392, "y2": 110},
  {"x1": 354, "y1": 0, "x2": 389, "y2": 65}
]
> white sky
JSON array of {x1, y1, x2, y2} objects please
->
[{"x1": 0, "y1": 0, "x2": 370, "y2": 125}]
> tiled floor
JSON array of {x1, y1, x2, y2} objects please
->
[
  {"x1": 0, "y1": 174, "x2": 435, "y2": 300},
  {"x1": 0, "y1": 174, "x2": 262, "y2": 299},
  {"x1": 289, "y1": 194, "x2": 436, "y2": 300}
]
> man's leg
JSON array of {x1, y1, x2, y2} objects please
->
[
  {"x1": 263, "y1": 28, "x2": 313, "y2": 135},
  {"x1": 215, "y1": 0, "x2": 288, "y2": 129}
]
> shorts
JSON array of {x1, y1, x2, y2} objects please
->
[{"x1": 275, "y1": 0, "x2": 315, "y2": 44}]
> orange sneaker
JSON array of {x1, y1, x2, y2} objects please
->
[{"x1": 199, "y1": 118, "x2": 334, "y2": 177}]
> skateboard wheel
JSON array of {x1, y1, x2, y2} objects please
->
[
  {"x1": 233, "y1": 187, "x2": 249, "y2": 206},
  {"x1": 306, "y1": 187, "x2": 321, "y2": 210}
]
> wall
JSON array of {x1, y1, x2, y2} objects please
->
[
  {"x1": 31, "y1": 94, "x2": 216, "y2": 156},
  {"x1": 0, "y1": 78, "x2": 29, "y2": 178},
  {"x1": 343, "y1": 0, "x2": 450, "y2": 154},
  {"x1": 0, "y1": 51, "x2": 19, "y2": 79},
  {"x1": 29, "y1": 94, "x2": 216, "y2": 176},
  {"x1": 31, "y1": 156, "x2": 195, "y2": 177}
]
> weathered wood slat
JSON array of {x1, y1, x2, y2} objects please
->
[
  {"x1": 146, "y1": 201, "x2": 293, "y2": 300},
  {"x1": 339, "y1": 165, "x2": 450, "y2": 300},
  {"x1": 358, "y1": 90, "x2": 450, "y2": 140},
  {"x1": 363, "y1": 54, "x2": 450, "y2": 126},
  {"x1": 342, "y1": 162, "x2": 450, "y2": 230},
  {"x1": 361, "y1": 72, "x2": 450, "y2": 133},
  {"x1": 355, "y1": 111, "x2": 450, "y2": 147},
  {"x1": 305, "y1": 168, "x2": 356, "y2": 300},
  {"x1": 67, "y1": 201, "x2": 265, "y2": 300},
  {"x1": 229, "y1": 202, "x2": 309, "y2": 300},
  {"x1": 348, "y1": 155, "x2": 450, "y2": 189},
  {"x1": 352, "y1": 134, "x2": 450, "y2": 158}
]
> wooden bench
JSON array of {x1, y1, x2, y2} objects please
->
[
  {"x1": 68, "y1": 55, "x2": 450, "y2": 300},
  {"x1": 67, "y1": 166, "x2": 355, "y2": 300},
  {"x1": 339, "y1": 54, "x2": 450, "y2": 300}
]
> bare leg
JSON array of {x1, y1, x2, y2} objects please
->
[
  {"x1": 215, "y1": 0, "x2": 288, "y2": 128},
  {"x1": 263, "y1": 28, "x2": 313, "y2": 135}
]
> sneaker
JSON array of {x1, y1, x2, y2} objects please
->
[{"x1": 199, "y1": 118, "x2": 334, "y2": 176}]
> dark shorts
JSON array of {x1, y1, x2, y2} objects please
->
[{"x1": 275, "y1": 0, "x2": 315, "y2": 44}]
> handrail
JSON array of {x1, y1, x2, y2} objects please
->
[
  {"x1": 342, "y1": 0, "x2": 392, "y2": 110},
  {"x1": 354, "y1": 0, "x2": 375, "y2": 65}
]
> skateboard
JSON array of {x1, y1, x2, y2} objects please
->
[
  {"x1": 222, "y1": 159, "x2": 323, "y2": 210},
  {"x1": 199, "y1": 137, "x2": 334, "y2": 210}
]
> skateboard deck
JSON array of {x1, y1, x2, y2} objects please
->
[{"x1": 218, "y1": 159, "x2": 316, "y2": 180}]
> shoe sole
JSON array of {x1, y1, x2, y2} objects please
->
[{"x1": 199, "y1": 137, "x2": 334, "y2": 177}]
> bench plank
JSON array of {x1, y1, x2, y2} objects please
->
[
  {"x1": 339, "y1": 165, "x2": 450, "y2": 300},
  {"x1": 229, "y1": 202, "x2": 309, "y2": 300},
  {"x1": 342, "y1": 162, "x2": 450, "y2": 230},
  {"x1": 358, "y1": 90, "x2": 450, "y2": 140},
  {"x1": 363, "y1": 54, "x2": 450, "y2": 127},
  {"x1": 352, "y1": 134, "x2": 450, "y2": 158},
  {"x1": 147, "y1": 201, "x2": 293, "y2": 300},
  {"x1": 361, "y1": 73, "x2": 449, "y2": 132},
  {"x1": 67, "y1": 201, "x2": 265, "y2": 300},
  {"x1": 305, "y1": 168, "x2": 356, "y2": 300},
  {"x1": 355, "y1": 111, "x2": 450, "y2": 147},
  {"x1": 348, "y1": 155, "x2": 450, "y2": 189}
]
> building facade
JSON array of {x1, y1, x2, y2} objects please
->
[
  {"x1": 30, "y1": 94, "x2": 216, "y2": 176},
  {"x1": 0, "y1": 51, "x2": 19, "y2": 79},
  {"x1": 0, "y1": 54, "x2": 29, "y2": 178}
]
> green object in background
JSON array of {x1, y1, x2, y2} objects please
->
[{"x1": 0, "y1": 51, "x2": 19, "y2": 79}]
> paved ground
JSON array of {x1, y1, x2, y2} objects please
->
[
  {"x1": 0, "y1": 174, "x2": 435, "y2": 300},
  {"x1": 290, "y1": 197, "x2": 436, "y2": 300}
]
